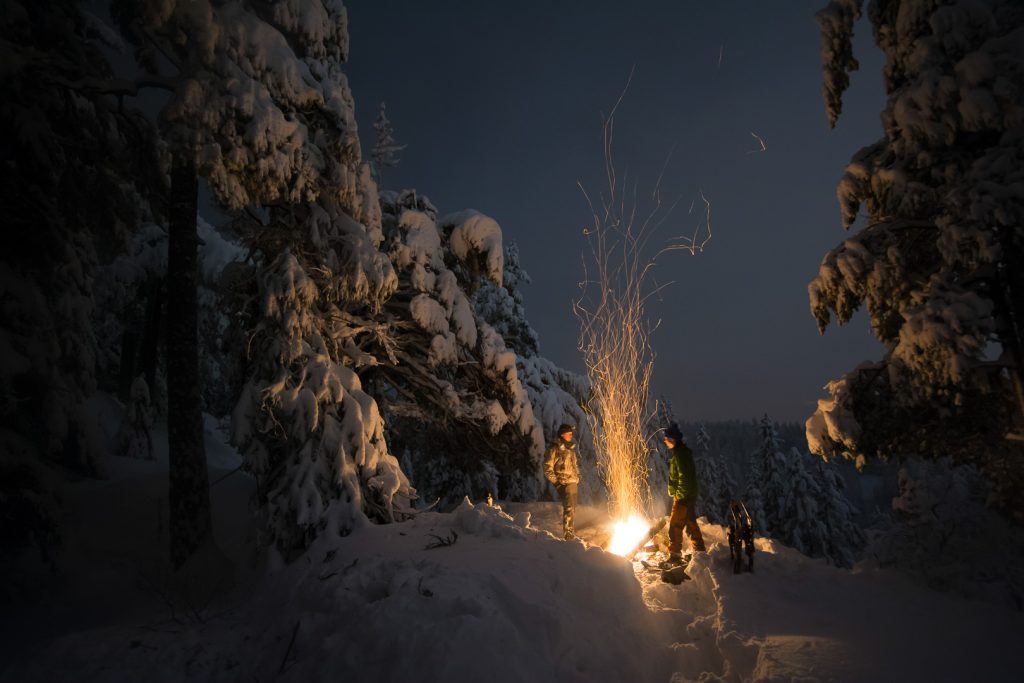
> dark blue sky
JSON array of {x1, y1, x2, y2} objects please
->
[{"x1": 344, "y1": 1, "x2": 888, "y2": 423}]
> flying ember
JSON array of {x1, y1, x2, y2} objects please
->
[{"x1": 576, "y1": 72, "x2": 711, "y2": 541}]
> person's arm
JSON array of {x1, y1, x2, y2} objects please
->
[
  {"x1": 680, "y1": 445, "x2": 698, "y2": 501},
  {"x1": 667, "y1": 452, "x2": 680, "y2": 498},
  {"x1": 544, "y1": 445, "x2": 557, "y2": 483}
]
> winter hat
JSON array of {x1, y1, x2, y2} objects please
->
[
  {"x1": 557, "y1": 423, "x2": 575, "y2": 436},
  {"x1": 664, "y1": 424, "x2": 683, "y2": 442}
]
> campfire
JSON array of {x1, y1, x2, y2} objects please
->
[{"x1": 607, "y1": 515, "x2": 652, "y2": 557}]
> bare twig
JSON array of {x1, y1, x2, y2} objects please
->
[{"x1": 423, "y1": 530, "x2": 458, "y2": 550}]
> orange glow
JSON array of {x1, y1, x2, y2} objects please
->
[{"x1": 607, "y1": 515, "x2": 651, "y2": 557}]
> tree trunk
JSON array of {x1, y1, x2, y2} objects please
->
[
  {"x1": 995, "y1": 227, "x2": 1024, "y2": 432},
  {"x1": 167, "y1": 157, "x2": 213, "y2": 568}
]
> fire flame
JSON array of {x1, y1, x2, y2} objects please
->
[{"x1": 607, "y1": 514, "x2": 651, "y2": 557}]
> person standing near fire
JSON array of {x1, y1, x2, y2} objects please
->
[
  {"x1": 663, "y1": 423, "x2": 706, "y2": 566},
  {"x1": 544, "y1": 423, "x2": 580, "y2": 540}
]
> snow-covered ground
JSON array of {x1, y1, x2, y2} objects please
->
[{"x1": 4, "y1": 415, "x2": 1023, "y2": 683}]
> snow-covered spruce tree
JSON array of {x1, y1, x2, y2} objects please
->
[
  {"x1": 113, "y1": 0, "x2": 411, "y2": 562},
  {"x1": 0, "y1": 0, "x2": 163, "y2": 563},
  {"x1": 350, "y1": 191, "x2": 550, "y2": 507},
  {"x1": 232, "y1": 228, "x2": 410, "y2": 560},
  {"x1": 94, "y1": 216, "x2": 246, "y2": 420},
  {"x1": 693, "y1": 423, "x2": 735, "y2": 525},
  {"x1": 195, "y1": 219, "x2": 249, "y2": 418},
  {"x1": 475, "y1": 241, "x2": 540, "y2": 358},
  {"x1": 93, "y1": 221, "x2": 167, "y2": 409},
  {"x1": 867, "y1": 457, "x2": 1024, "y2": 608},
  {"x1": 695, "y1": 423, "x2": 711, "y2": 454},
  {"x1": 815, "y1": 457, "x2": 866, "y2": 567},
  {"x1": 775, "y1": 448, "x2": 828, "y2": 561},
  {"x1": 747, "y1": 415, "x2": 864, "y2": 565},
  {"x1": 116, "y1": 375, "x2": 155, "y2": 461},
  {"x1": 371, "y1": 102, "x2": 406, "y2": 187},
  {"x1": 743, "y1": 483, "x2": 768, "y2": 537},
  {"x1": 810, "y1": 0, "x2": 1024, "y2": 515},
  {"x1": 476, "y1": 240, "x2": 602, "y2": 502},
  {"x1": 1, "y1": 0, "x2": 162, "y2": 473},
  {"x1": 744, "y1": 415, "x2": 788, "y2": 535}
]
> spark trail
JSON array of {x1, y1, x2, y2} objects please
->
[
  {"x1": 747, "y1": 131, "x2": 768, "y2": 154},
  {"x1": 576, "y1": 71, "x2": 711, "y2": 534}
]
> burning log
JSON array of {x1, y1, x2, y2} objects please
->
[{"x1": 609, "y1": 515, "x2": 668, "y2": 559}]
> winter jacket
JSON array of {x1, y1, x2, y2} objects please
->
[
  {"x1": 667, "y1": 441, "x2": 699, "y2": 501},
  {"x1": 544, "y1": 438, "x2": 580, "y2": 486}
]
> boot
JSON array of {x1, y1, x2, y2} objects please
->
[{"x1": 659, "y1": 553, "x2": 683, "y2": 569}]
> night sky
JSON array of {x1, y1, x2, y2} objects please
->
[{"x1": 344, "y1": 1, "x2": 888, "y2": 424}]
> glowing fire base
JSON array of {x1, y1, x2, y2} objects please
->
[{"x1": 607, "y1": 514, "x2": 667, "y2": 557}]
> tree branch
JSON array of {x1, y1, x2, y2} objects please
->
[{"x1": 53, "y1": 74, "x2": 177, "y2": 97}]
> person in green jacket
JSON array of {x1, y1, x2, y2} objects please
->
[{"x1": 663, "y1": 423, "x2": 705, "y2": 565}]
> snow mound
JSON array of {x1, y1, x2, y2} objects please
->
[
  {"x1": 9, "y1": 466, "x2": 1024, "y2": 683},
  {"x1": 12, "y1": 497, "x2": 670, "y2": 683}
]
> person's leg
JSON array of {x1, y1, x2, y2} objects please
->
[
  {"x1": 668, "y1": 497, "x2": 685, "y2": 556},
  {"x1": 682, "y1": 498, "x2": 706, "y2": 551},
  {"x1": 555, "y1": 484, "x2": 567, "y2": 535},
  {"x1": 562, "y1": 483, "x2": 578, "y2": 538}
]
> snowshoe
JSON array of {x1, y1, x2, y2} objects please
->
[
  {"x1": 728, "y1": 499, "x2": 755, "y2": 574},
  {"x1": 638, "y1": 557, "x2": 692, "y2": 584},
  {"x1": 656, "y1": 553, "x2": 690, "y2": 570},
  {"x1": 660, "y1": 564, "x2": 691, "y2": 584}
]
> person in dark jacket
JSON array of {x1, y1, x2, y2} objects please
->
[
  {"x1": 663, "y1": 423, "x2": 705, "y2": 565},
  {"x1": 544, "y1": 423, "x2": 580, "y2": 539}
]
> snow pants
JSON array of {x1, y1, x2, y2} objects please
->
[
  {"x1": 556, "y1": 483, "x2": 577, "y2": 538},
  {"x1": 668, "y1": 497, "x2": 705, "y2": 555}
]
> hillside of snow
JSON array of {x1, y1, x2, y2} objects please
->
[{"x1": 3, "y1": 411, "x2": 1023, "y2": 683}]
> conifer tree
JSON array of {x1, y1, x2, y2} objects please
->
[
  {"x1": 351, "y1": 192, "x2": 546, "y2": 506},
  {"x1": 114, "y1": 0, "x2": 400, "y2": 562},
  {"x1": 745, "y1": 415, "x2": 787, "y2": 534},
  {"x1": 811, "y1": 0, "x2": 1024, "y2": 513},
  {"x1": 1, "y1": 0, "x2": 162, "y2": 475},
  {"x1": 371, "y1": 102, "x2": 406, "y2": 187},
  {"x1": 693, "y1": 423, "x2": 734, "y2": 524},
  {"x1": 475, "y1": 242, "x2": 540, "y2": 358},
  {"x1": 775, "y1": 448, "x2": 827, "y2": 560},
  {"x1": 815, "y1": 457, "x2": 866, "y2": 567},
  {"x1": 746, "y1": 415, "x2": 864, "y2": 565},
  {"x1": 0, "y1": 0, "x2": 162, "y2": 560}
]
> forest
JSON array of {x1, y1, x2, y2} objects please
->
[{"x1": 2, "y1": 1, "x2": 1022, "y2": 681}]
